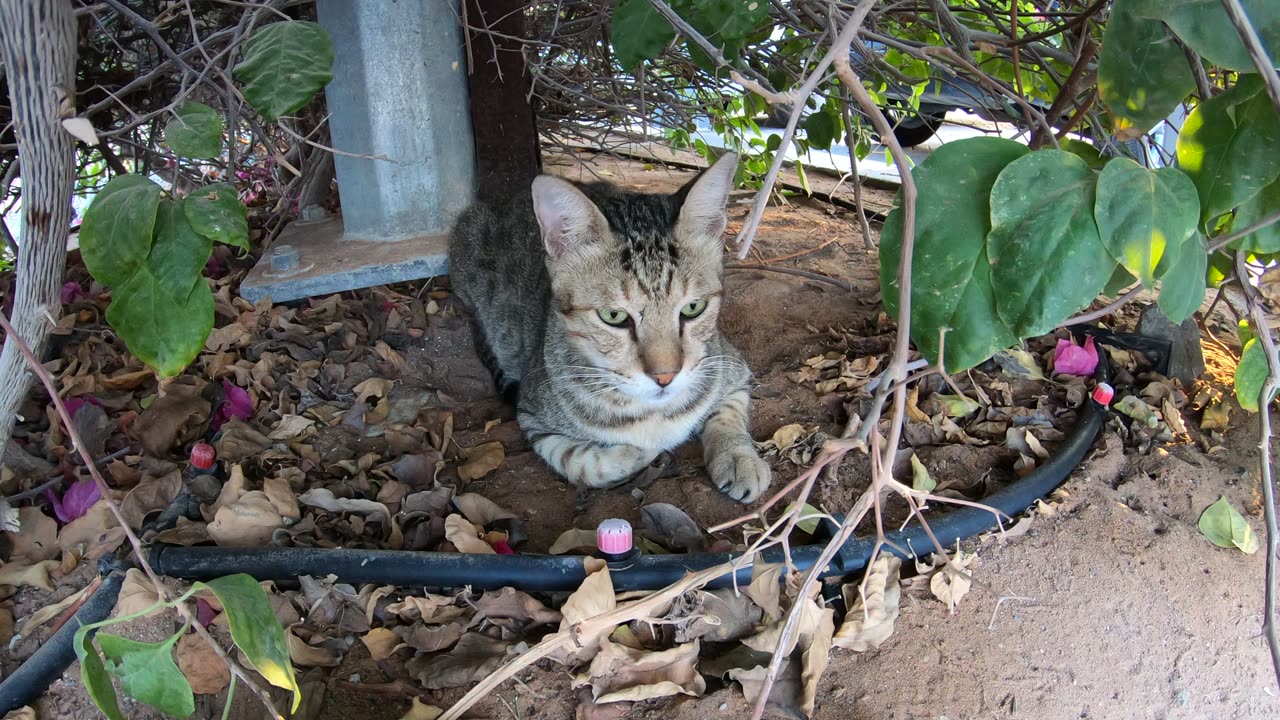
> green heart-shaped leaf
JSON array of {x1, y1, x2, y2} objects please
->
[
  {"x1": 97, "y1": 631, "x2": 195, "y2": 718},
  {"x1": 233, "y1": 21, "x2": 334, "y2": 122},
  {"x1": 1177, "y1": 77, "x2": 1280, "y2": 224},
  {"x1": 164, "y1": 102, "x2": 224, "y2": 159},
  {"x1": 1156, "y1": 234, "x2": 1207, "y2": 324},
  {"x1": 1097, "y1": 0, "x2": 1195, "y2": 140},
  {"x1": 185, "y1": 183, "x2": 249, "y2": 250},
  {"x1": 880, "y1": 137, "x2": 1025, "y2": 372},
  {"x1": 147, "y1": 199, "x2": 212, "y2": 301},
  {"x1": 612, "y1": 0, "x2": 677, "y2": 69},
  {"x1": 106, "y1": 269, "x2": 214, "y2": 378},
  {"x1": 1234, "y1": 337, "x2": 1274, "y2": 412},
  {"x1": 1133, "y1": 0, "x2": 1279, "y2": 73},
  {"x1": 79, "y1": 175, "x2": 162, "y2": 287},
  {"x1": 1228, "y1": 178, "x2": 1280, "y2": 253},
  {"x1": 195, "y1": 574, "x2": 301, "y2": 712},
  {"x1": 1095, "y1": 159, "x2": 1200, "y2": 288},
  {"x1": 75, "y1": 626, "x2": 125, "y2": 720},
  {"x1": 988, "y1": 150, "x2": 1114, "y2": 339}
]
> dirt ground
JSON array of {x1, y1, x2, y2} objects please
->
[{"x1": 23, "y1": 150, "x2": 1280, "y2": 719}]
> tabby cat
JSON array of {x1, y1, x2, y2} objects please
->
[{"x1": 448, "y1": 153, "x2": 770, "y2": 502}]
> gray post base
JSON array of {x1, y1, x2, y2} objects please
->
[{"x1": 238, "y1": 215, "x2": 449, "y2": 304}]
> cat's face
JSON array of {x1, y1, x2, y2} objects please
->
[{"x1": 531, "y1": 154, "x2": 737, "y2": 404}]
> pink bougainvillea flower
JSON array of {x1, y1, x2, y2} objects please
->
[
  {"x1": 491, "y1": 539, "x2": 515, "y2": 555},
  {"x1": 62, "y1": 394, "x2": 103, "y2": 420},
  {"x1": 61, "y1": 281, "x2": 87, "y2": 304},
  {"x1": 210, "y1": 380, "x2": 253, "y2": 433},
  {"x1": 195, "y1": 598, "x2": 218, "y2": 627},
  {"x1": 46, "y1": 479, "x2": 101, "y2": 523},
  {"x1": 1054, "y1": 335, "x2": 1099, "y2": 377}
]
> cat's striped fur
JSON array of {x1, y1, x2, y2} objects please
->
[{"x1": 448, "y1": 154, "x2": 770, "y2": 502}]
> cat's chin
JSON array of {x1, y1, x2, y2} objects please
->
[{"x1": 618, "y1": 382, "x2": 692, "y2": 407}]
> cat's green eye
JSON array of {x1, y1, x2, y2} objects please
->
[
  {"x1": 597, "y1": 308, "x2": 631, "y2": 326},
  {"x1": 681, "y1": 299, "x2": 708, "y2": 319}
]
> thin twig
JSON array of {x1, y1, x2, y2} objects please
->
[
  {"x1": 1207, "y1": 208, "x2": 1280, "y2": 254},
  {"x1": 745, "y1": 5, "x2": 921, "y2": 715},
  {"x1": 2, "y1": 445, "x2": 135, "y2": 503},
  {"x1": 725, "y1": 263, "x2": 853, "y2": 292},
  {"x1": 1057, "y1": 283, "x2": 1144, "y2": 328}
]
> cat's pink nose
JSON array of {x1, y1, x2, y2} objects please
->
[{"x1": 649, "y1": 371, "x2": 678, "y2": 387}]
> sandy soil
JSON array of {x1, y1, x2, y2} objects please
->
[{"x1": 22, "y1": 150, "x2": 1280, "y2": 719}]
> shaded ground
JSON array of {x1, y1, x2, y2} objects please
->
[{"x1": 13, "y1": 150, "x2": 1278, "y2": 719}]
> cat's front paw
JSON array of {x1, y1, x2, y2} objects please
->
[{"x1": 708, "y1": 446, "x2": 771, "y2": 503}]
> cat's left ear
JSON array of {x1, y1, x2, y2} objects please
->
[{"x1": 675, "y1": 152, "x2": 738, "y2": 243}]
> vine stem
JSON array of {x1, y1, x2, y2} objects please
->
[
  {"x1": 0, "y1": 310, "x2": 286, "y2": 720},
  {"x1": 1220, "y1": 0, "x2": 1280, "y2": 690},
  {"x1": 740, "y1": 2, "x2": 921, "y2": 715}
]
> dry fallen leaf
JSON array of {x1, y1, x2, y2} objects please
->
[
  {"x1": 177, "y1": 631, "x2": 231, "y2": 694},
  {"x1": 398, "y1": 698, "x2": 444, "y2": 720},
  {"x1": 473, "y1": 587, "x2": 562, "y2": 631},
  {"x1": 555, "y1": 558, "x2": 616, "y2": 663},
  {"x1": 360, "y1": 627, "x2": 402, "y2": 661},
  {"x1": 549, "y1": 528, "x2": 597, "y2": 555},
  {"x1": 1, "y1": 707, "x2": 36, "y2": 720},
  {"x1": 0, "y1": 560, "x2": 58, "y2": 591},
  {"x1": 113, "y1": 568, "x2": 163, "y2": 618},
  {"x1": 395, "y1": 621, "x2": 465, "y2": 653},
  {"x1": 747, "y1": 561, "x2": 784, "y2": 622},
  {"x1": 5, "y1": 507, "x2": 58, "y2": 564},
  {"x1": 457, "y1": 442, "x2": 505, "y2": 482},
  {"x1": 207, "y1": 491, "x2": 284, "y2": 547},
  {"x1": 1201, "y1": 401, "x2": 1229, "y2": 431},
  {"x1": 639, "y1": 503, "x2": 702, "y2": 553},
  {"x1": 834, "y1": 555, "x2": 901, "y2": 651},
  {"x1": 287, "y1": 624, "x2": 343, "y2": 667},
  {"x1": 742, "y1": 594, "x2": 835, "y2": 716},
  {"x1": 452, "y1": 493, "x2": 517, "y2": 525},
  {"x1": 443, "y1": 514, "x2": 495, "y2": 554},
  {"x1": 58, "y1": 499, "x2": 125, "y2": 561},
  {"x1": 120, "y1": 469, "x2": 182, "y2": 530},
  {"x1": 297, "y1": 488, "x2": 391, "y2": 525},
  {"x1": 268, "y1": 414, "x2": 316, "y2": 440},
  {"x1": 574, "y1": 638, "x2": 706, "y2": 704},
  {"x1": 929, "y1": 548, "x2": 976, "y2": 613},
  {"x1": 24, "y1": 583, "x2": 95, "y2": 637},
  {"x1": 385, "y1": 594, "x2": 467, "y2": 624},
  {"x1": 406, "y1": 632, "x2": 513, "y2": 690},
  {"x1": 263, "y1": 474, "x2": 302, "y2": 522}
]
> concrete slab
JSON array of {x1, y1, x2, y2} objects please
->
[{"x1": 238, "y1": 215, "x2": 448, "y2": 304}]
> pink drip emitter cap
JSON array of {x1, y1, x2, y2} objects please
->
[{"x1": 596, "y1": 518, "x2": 634, "y2": 556}]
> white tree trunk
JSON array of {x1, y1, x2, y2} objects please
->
[{"x1": 0, "y1": 0, "x2": 77, "y2": 466}]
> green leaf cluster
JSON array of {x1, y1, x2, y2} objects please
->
[
  {"x1": 75, "y1": 574, "x2": 300, "y2": 719},
  {"x1": 79, "y1": 177, "x2": 248, "y2": 377},
  {"x1": 880, "y1": 139, "x2": 1205, "y2": 372}
]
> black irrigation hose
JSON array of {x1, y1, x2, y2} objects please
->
[
  {"x1": 0, "y1": 566, "x2": 125, "y2": 716},
  {"x1": 149, "y1": 353, "x2": 1112, "y2": 593}
]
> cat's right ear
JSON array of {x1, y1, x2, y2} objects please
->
[{"x1": 531, "y1": 176, "x2": 608, "y2": 259}]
